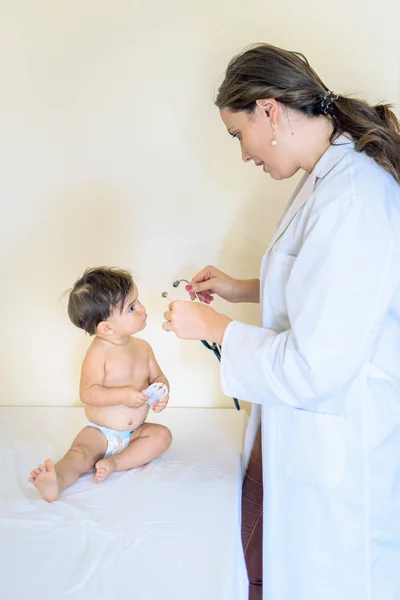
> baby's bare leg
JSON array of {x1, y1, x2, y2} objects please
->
[
  {"x1": 94, "y1": 423, "x2": 172, "y2": 483},
  {"x1": 29, "y1": 426, "x2": 107, "y2": 502}
]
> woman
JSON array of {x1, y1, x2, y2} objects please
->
[{"x1": 163, "y1": 43, "x2": 400, "y2": 600}]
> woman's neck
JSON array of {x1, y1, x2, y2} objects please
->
[{"x1": 285, "y1": 109, "x2": 335, "y2": 174}]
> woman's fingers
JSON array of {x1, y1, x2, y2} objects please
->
[
  {"x1": 163, "y1": 309, "x2": 173, "y2": 332},
  {"x1": 162, "y1": 300, "x2": 217, "y2": 340},
  {"x1": 187, "y1": 280, "x2": 215, "y2": 295},
  {"x1": 198, "y1": 292, "x2": 214, "y2": 304},
  {"x1": 186, "y1": 287, "x2": 214, "y2": 304},
  {"x1": 191, "y1": 265, "x2": 218, "y2": 285}
]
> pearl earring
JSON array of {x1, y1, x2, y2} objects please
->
[{"x1": 271, "y1": 123, "x2": 277, "y2": 146}]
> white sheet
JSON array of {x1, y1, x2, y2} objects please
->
[{"x1": 0, "y1": 407, "x2": 248, "y2": 600}]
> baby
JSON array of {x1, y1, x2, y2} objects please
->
[{"x1": 29, "y1": 267, "x2": 172, "y2": 502}]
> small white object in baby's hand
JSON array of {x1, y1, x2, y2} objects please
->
[{"x1": 142, "y1": 382, "x2": 169, "y2": 406}]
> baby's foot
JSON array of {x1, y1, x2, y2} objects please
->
[
  {"x1": 94, "y1": 457, "x2": 116, "y2": 483},
  {"x1": 29, "y1": 459, "x2": 60, "y2": 502}
]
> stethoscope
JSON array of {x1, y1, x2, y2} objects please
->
[{"x1": 162, "y1": 279, "x2": 240, "y2": 411}]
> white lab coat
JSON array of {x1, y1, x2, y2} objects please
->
[{"x1": 221, "y1": 136, "x2": 400, "y2": 600}]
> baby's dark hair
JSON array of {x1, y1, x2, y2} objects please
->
[{"x1": 67, "y1": 267, "x2": 134, "y2": 335}]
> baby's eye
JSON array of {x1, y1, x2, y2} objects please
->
[{"x1": 128, "y1": 304, "x2": 135, "y2": 312}]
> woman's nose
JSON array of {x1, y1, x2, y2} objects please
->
[{"x1": 241, "y1": 148, "x2": 252, "y2": 163}]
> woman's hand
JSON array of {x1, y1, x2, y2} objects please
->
[
  {"x1": 163, "y1": 301, "x2": 232, "y2": 344},
  {"x1": 187, "y1": 265, "x2": 260, "y2": 304},
  {"x1": 186, "y1": 265, "x2": 241, "y2": 304}
]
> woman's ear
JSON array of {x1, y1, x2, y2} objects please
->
[{"x1": 256, "y1": 98, "x2": 278, "y2": 122}]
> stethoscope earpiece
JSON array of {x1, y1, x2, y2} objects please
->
[{"x1": 162, "y1": 279, "x2": 190, "y2": 298}]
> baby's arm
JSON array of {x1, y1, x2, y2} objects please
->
[
  {"x1": 147, "y1": 345, "x2": 169, "y2": 390},
  {"x1": 80, "y1": 343, "x2": 147, "y2": 408},
  {"x1": 145, "y1": 344, "x2": 170, "y2": 413}
]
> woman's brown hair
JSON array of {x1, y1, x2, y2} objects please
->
[{"x1": 216, "y1": 44, "x2": 400, "y2": 183}]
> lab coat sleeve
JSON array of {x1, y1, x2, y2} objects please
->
[{"x1": 220, "y1": 194, "x2": 398, "y2": 407}]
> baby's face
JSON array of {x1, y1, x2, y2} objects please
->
[{"x1": 108, "y1": 286, "x2": 147, "y2": 337}]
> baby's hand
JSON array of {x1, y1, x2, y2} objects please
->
[
  {"x1": 124, "y1": 387, "x2": 148, "y2": 409},
  {"x1": 152, "y1": 394, "x2": 169, "y2": 413}
]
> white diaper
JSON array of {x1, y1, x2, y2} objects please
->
[{"x1": 87, "y1": 422, "x2": 133, "y2": 458}]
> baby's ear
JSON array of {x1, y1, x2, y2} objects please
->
[{"x1": 97, "y1": 321, "x2": 113, "y2": 336}]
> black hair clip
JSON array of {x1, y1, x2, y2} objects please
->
[{"x1": 319, "y1": 91, "x2": 339, "y2": 115}]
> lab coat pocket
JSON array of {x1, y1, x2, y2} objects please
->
[{"x1": 277, "y1": 407, "x2": 345, "y2": 488}]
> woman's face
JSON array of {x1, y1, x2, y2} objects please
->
[{"x1": 220, "y1": 102, "x2": 300, "y2": 180}]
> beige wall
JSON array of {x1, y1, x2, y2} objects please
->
[{"x1": 1, "y1": 0, "x2": 399, "y2": 407}]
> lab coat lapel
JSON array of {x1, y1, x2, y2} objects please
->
[
  {"x1": 266, "y1": 173, "x2": 315, "y2": 252},
  {"x1": 266, "y1": 136, "x2": 355, "y2": 253}
]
